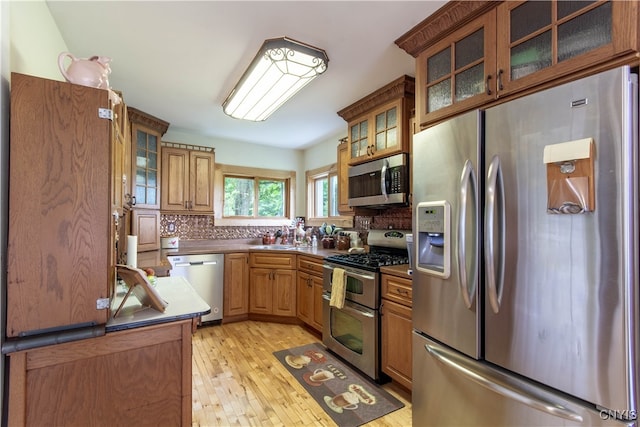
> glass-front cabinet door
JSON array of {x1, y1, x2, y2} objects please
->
[
  {"x1": 349, "y1": 118, "x2": 368, "y2": 159},
  {"x1": 131, "y1": 122, "x2": 161, "y2": 209},
  {"x1": 496, "y1": 0, "x2": 635, "y2": 95},
  {"x1": 416, "y1": 9, "x2": 496, "y2": 126}
]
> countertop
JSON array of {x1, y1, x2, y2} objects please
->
[
  {"x1": 136, "y1": 239, "x2": 411, "y2": 279},
  {"x1": 106, "y1": 276, "x2": 211, "y2": 332}
]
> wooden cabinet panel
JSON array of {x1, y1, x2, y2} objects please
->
[
  {"x1": 7, "y1": 321, "x2": 193, "y2": 427},
  {"x1": 250, "y1": 252, "x2": 296, "y2": 269},
  {"x1": 224, "y1": 253, "x2": 249, "y2": 319},
  {"x1": 381, "y1": 299, "x2": 413, "y2": 390},
  {"x1": 162, "y1": 147, "x2": 189, "y2": 211},
  {"x1": 249, "y1": 268, "x2": 272, "y2": 314},
  {"x1": 7, "y1": 73, "x2": 110, "y2": 338},
  {"x1": 161, "y1": 144, "x2": 214, "y2": 213},
  {"x1": 131, "y1": 209, "x2": 160, "y2": 252},
  {"x1": 272, "y1": 270, "x2": 297, "y2": 316},
  {"x1": 337, "y1": 139, "x2": 354, "y2": 214}
]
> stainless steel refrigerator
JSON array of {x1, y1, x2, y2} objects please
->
[{"x1": 411, "y1": 66, "x2": 638, "y2": 426}]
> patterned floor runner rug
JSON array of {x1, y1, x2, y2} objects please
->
[{"x1": 273, "y1": 342, "x2": 404, "y2": 427}]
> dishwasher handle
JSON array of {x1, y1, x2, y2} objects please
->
[{"x1": 173, "y1": 260, "x2": 218, "y2": 267}]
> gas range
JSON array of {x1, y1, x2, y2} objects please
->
[
  {"x1": 324, "y1": 251, "x2": 409, "y2": 271},
  {"x1": 324, "y1": 229, "x2": 410, "y2": 272}
]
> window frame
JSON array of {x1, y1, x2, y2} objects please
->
[
  {"x1": 214, "y1": 163, "x2": 296, "y2": 226},
  {"x1": 306, "y1": 164, "x2": 353, "y2": 228}
]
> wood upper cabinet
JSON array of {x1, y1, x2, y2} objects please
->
[
  {"x1": 131, "y1": 209, "x2": 161, "y2": 252},
  {"x1": 338, "y1": 75, "x2": 415, "y2": 165},
  {"x1": 7, "y1": 73, "x2": 111, "y2": 338},
  {"x1": 337, "y1": 139, "x2": 354, "y2": 214},
  {"x1": 414, "y1": 9, "x2": 496, "y2": 126},
  {"x1": 495, "y1": 0, "x2": 638, "y2": 95},
  {"x1": 249, "y1": 253, "x2": 296, "y2": 317},
  {"x1": 161, "y1": 143, "x2": 214, "y2": 213},
  {"x1": 128, "y1": 107, "x2": 168, "y2": 210},
  {"x1": 111, "y1": 92, "x2": 130, "y2": 212},
  {"x1": 224, "y1": 253, "x2": 249, "y2": 320},
  {"x1": 398, "y1": 0, "x2": 640, "y2": 129}
]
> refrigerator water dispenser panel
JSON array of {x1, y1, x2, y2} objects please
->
[{"x1": 416, "y1": 201, "x2": 450, "y2": 278}]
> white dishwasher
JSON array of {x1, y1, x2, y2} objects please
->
[{"x1": 167, "y1": 253, "x2": 223, "y2": 323}]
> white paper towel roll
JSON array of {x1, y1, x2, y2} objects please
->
[{"x1": 127, "y1": 235, "x2": 138, "y2": 267}]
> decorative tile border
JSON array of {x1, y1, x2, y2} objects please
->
[{"x1": 160, "y1": 207, "x2": 412, "y2": 241}]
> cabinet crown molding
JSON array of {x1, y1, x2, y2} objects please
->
[
  {"x1": 128, "y1": 107, "x2": 170, "y2": 136},
  {"x1": 337, "y1": 75, "x2": 415, "y2": 122},
  {"x1": 395, "y1": 0, "x2": 501, "y2": 58}
]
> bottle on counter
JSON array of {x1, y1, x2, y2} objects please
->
[{"x1": 312, "y1": 235, "x2": 318, "y2": 248}]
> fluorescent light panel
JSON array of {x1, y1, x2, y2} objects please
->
[{"x1": 223, "y1": 37, "x2": 329, "y2": 121}]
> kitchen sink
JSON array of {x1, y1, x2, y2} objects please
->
[{"x1": 252, "y1": 245, "x2": 310, "y2": 251}]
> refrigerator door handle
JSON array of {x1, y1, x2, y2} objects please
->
[
  {"x1": 485, "y1": 155, "x2": 505, "y2": 314},
  {"x1": 424, "y1": 342, "x2": 584, "y2": 423},
  {"x1": 457, "y1": 159, "x2": 478, "y2": 309}
]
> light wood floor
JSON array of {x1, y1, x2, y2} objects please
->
[{"x1": 191, "y1": 320, "x2": 412, "y2": 426}]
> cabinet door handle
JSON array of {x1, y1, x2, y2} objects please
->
[
  {"x1": 497, "y1": 69, "x2": 504, "y2": 91},
  {"x1": 486, "y1": 74, "x2": 492, "y2": 96}
]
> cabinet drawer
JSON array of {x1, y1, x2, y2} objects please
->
[
  {"x1": 297, "y1": 255, "x2": 324, "y2": 276},
  {"x1": 249, "y1": 253, "x2": 295, "y2": 269},
  {"x1": 382, "y1": 274, "x2": 412, "y2": 307}
]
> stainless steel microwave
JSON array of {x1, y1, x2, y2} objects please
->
[{"x1": 348, "y1": 153, "x2": 409, "y2": 208}]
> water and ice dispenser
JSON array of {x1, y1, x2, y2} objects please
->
[{"x1": 416, "y1": 201, "x2": 450, "y2": 278}]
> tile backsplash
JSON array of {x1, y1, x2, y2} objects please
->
[{"x1": 161, "y1": 207, "x2": 412, "y2": 241}]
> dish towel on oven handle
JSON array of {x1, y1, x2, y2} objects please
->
[{"x1": 330, "y1": 267, "x2": 347, "y2": 309}]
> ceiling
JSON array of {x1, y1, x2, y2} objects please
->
[{"x1": 47, "y1": 1, "x2": 445, "y2": 150}]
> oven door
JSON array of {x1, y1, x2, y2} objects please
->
[
  {"x1": 322, "y1": 291, "x2": 379, "y2": 381},
  {"x1": 323, "y1": 263, "x2": 378, "y2": 309}
]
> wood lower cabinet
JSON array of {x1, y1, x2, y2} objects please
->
[
  {"x1": 296, "y1": 255, "x2": 325, "y2": 332},
  {"x1": 381, "y1": 273, "x2": 413, "y2": 390},
  {"x1": 249, "y1": 253, "x2": 296, "y2": 318},
  {"x1": 7, "y1": 320, "x2": 193, "y2": 427},
  {"x1": 224, "y1": 253, "x2": 249, "y2": 321}
]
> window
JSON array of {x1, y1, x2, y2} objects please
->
[
  {"x1": 214, "y1": 164, "x2": 295, "y2": 226},
  {"x1": 309, "y1": 172, "x2": 338, "y2": 218},
  {"x1": 307, "y1": 165, "x2": 351, "y2": 227},
  {"x1": 224, "y1": 176, "x2": 287, "y2": 217}
]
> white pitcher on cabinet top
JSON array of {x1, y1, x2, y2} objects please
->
[{"x1": 58, "y1": 52, "x2": 111, "y2": 89}]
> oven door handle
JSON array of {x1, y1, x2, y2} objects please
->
[
  {"x1": 322, "y1": 293, "x2": 375, "y2": 318},
  {"x1": 323, "y1": 264, "x2": 375, "y2": 281}
]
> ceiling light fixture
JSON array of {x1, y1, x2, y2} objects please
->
[{"x1": 222, "y1": 37, "x2": 329, "y2": 121}]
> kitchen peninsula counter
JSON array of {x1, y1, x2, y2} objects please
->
[
  {"x1": 107, "y1": 276, "x2": 211, "y2": 332},
  {"x1": 6, "y1": 276, "x2": 205, "y2": 427}
]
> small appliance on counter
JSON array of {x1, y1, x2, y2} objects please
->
[{"x1": 161, "y1": 236, "x2": 180, "y2": 249}]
